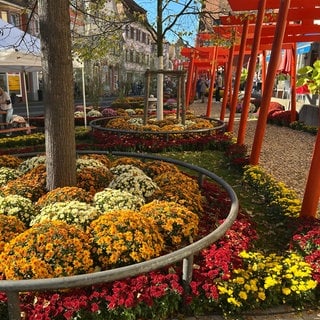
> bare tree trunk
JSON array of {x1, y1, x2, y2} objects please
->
[{"x1": 38, "y1": 0, "x2": 77, "y2": 190}]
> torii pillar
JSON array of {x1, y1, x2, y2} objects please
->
[
  {"x1": 250, "y1": 0, "x2": 292, "y2": 164},
  {"x1": 227, "y1": 19, "x2": 249, "y2": 132},
  {"x1": 237, "y1": 0, "x2": 266, "y2": 145}
]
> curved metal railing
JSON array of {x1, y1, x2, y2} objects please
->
[{"x1": 0, "y1": 151, "x2": 239, "y2": 320}]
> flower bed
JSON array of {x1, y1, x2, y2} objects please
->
[{"x1": 0, "y1": 152, "x2": 319, "y2": 319}]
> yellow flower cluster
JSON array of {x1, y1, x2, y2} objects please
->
[
  {"x1": 1, "y1": 164, "x2": 47, "y2": 202},
  {"x1": 0, "y1": 155, "x2": 23, "y2": 168},
  {"x1": 242, "y1": 165, "x2": 302, "y2": 218},
  {"x1": 36, "y1": 186, "x2": 93, "y2": 207},
  {"x1": 76, "y1": 166, "x2": 114, "y2": 195},
  {"x1": 151, "y1": 171, "x2": 204, "y2": 214},
  {"x1": 0, "y1": 220, "x2": 94, "y2": 280},
  {"x1": 0, "y1": 214, "x2": 26, "y2": 252},
  {"x1": 89, "y1": 209, "x2": 164, "y2": 269},
  {"x1": 140, "y1": 200, "x2": 199, "y2": 247},
  {"x1": 217, "y1": 250, "x2": 317, "y2": 311}
]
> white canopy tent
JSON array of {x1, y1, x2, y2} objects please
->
[
  {"x1": 0, "y1": 18, "x2": 42, "y2": 119},
  {"x1": 0, "y1": 19, "x2": 87, "y2": 124}
]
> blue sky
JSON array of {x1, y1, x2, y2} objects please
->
[{"x1": 135, "y1": 0, "x2": 199, "y2": 45}]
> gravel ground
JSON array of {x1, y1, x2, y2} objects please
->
[
  {"x1": 191, "y1": 101, "x2": 318, "y2": 206},
  {"x1": 235, "y1": 119, "x2": 316, "y2": 202}
]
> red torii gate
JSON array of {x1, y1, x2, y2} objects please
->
[
  {"x1": 181, "y1": 46, "x2": 229, "y2": 114},
  {"x1": 181, "y1": 24, "x2": 257, "y2": 118},
  {"x1": 225, "y1": 0, "x2": 320, "y2": 218}
]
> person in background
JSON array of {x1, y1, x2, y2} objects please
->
[
  {"x1": 196, "y1": 77, "x2": 202, "y2": 100},
  {"x1": 0, "y1": 87, "x2": 13, "y2": 124},
  {"x1": 199, "y1": 77, "x2": 208, "y2": 103},
  {"x1": 215, "y1": 72, "x2": 223, "y2": 102}
]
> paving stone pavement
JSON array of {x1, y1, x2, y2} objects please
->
[{"x1": 178, "y1": 306, "x2": 320, "y2": 319}]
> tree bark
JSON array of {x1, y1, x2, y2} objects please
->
[{"x1": 38, "y1": 0, "x2": 77, "y2": 190}]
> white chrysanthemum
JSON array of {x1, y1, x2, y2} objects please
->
[
  {"x1": 30, "y1": 200, "x2": 100, "y2": 229},
  {"x1": 125, "y1": 109, "x2": 136, "y2": 116},
  {"x1": 87, "y1": 109, "x2": 102, "y2": 117},
  {"x1": 94, "y1": 188, "x2": 145, "y2": 212},
  {"x1": 74, "y1": 111, "x2": 85, "y2": 118},
  {"x1": 76, "y1": 158, "x2": 106, "y2": 171},
  {"x1": 108, "y1": 171, "x2": 159, "y2": 199},
  {"x1": 128, "y1": 117, "x2": 142, "y2": 126},
  {"x1": 110, "y1": 164, "x2": 145, "y2": 176},
  {"x1": 0, "y1": 195, "x2": 36, "y2": 225},
  {"x1": 18, "y1": 155, "x2": 46, "y2": 174},
  {"x1": 0, "y1": 167, "x2": 23, "y2": 185}
]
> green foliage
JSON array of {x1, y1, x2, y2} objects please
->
[{"x1": 297, "y1": 60, "x2": 320, "y2": 98}]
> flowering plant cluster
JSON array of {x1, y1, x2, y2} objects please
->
[
  {"x1": 0, "y1": 194, "x2": 37, "y2": 226},
  {"x1": 89, "y1": 209, "x2": 164, "y2": 268},
  {"x1": 216, "y1": 250, "x2": 317, "y2": 315},
  {"x1": 224, "y1": 143, "x2": 249, "y2": 169},
  {"x1": 101, "y1": 107, "x2": 118, "y2": 117},
  {"x1": 268, "y1": 110, "x2": 298, "y2": 127},
  {"x1": 152, "y1": 171, "x2": 204, "y2": 213},
  {"x1": 77, "y1": 166, "x2": 114, "y2": 195},
  {"x1": 111, "y1": 156, "x2": 145, "y2": 170},
  {"x1": 80, "y1": 153, "x2": 112, "y2": 168},
  {"x1": 109, "y1": 165, "x2": 159, "y2": 200},
  {"x1": 94, "y1": 188, "x2": 145, "y2": 212},
  {"x1": 30, "y1": 200, "x2": 101, "y2": 230},
  {"x1": 290, "y1": 218, "x2": 320, "y2": 283},
  {"x1": 104, "y1": 115, "x2": 217, "y2": 133},
  {"x1": 36, "y1": 186, "x2": 93, "y2": 207},
  {"x1": 19, "y1": 271, "x2": 183, "y2": 320},
  {"x1": 1, "y1": 164, "x2": 47, "y2": 202},
  {"x1": 91, "y1": 129, "x2": 228, "y2": 153},
  {"x1": 0, "y1": 154, "x2": 22, "y2": 168},
  {"x1": 0, "y1": 220, "x2": 94, "y2": 279},
  {"x1": 17, "y1": 155, "x2": 46, "y2": 174},
  {"x1": 76, "y1": 157, "x2": 106, "y2": 171},
  {"x1": 140, "y1": 200, "x2": 199, "y2": 247},
  {"x1": 0, "y1": 214, "x2": 26, "y2": 251},
  {"x1": 242, "y1": 165, "x2": 302, "y2": 217},
  {"x1": 0, "y1": 167, "x2": 22, "y2": 185},
  {"x1": 142, "y1": 160, "x2": 180, "y2": 179},
  {"x1": 110, "y1": 96, "x2": 144, "y2": 109},
  {"x1": 87, "y1": 109, "x2": 103, "y2": 117}
]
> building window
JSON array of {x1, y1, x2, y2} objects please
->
[
  {"x1": 130, "y1": 27, "x2": 134, "y2": 39},
  {"x1": 9, "y1": 13, "x2": 20, "y2": 27},
  {"x1": 136, "y1": 29, "x2": 140, "y2": 42}
]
